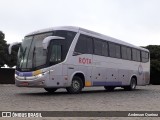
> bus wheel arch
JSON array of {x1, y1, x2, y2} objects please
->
[
  {"x1": 66, "y1": 72, "x2": 85, "y2": 94},
  {"x1": 73, "y1": 73, "x2": 85, "y2": 87},
  {"x1": 124, "y1": 75, "x2": 137, "y2": 91},
  {"x1": 131, "y1": 75, "x2": 137, "y2": 85}
]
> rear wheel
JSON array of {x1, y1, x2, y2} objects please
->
[
  {"x1": 44, "y1": 88, "x2": 57, "y2": 93},
  {"x1": 124, "y1": 77, "x2": 137, "y2": 91},
  {"x1": 66, "y1": 76, "x2": 83, "y2": 94},
  {"x1": 104, "y1": 86, "x2": 115, "y2": 91}
]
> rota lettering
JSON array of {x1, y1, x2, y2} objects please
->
[{"x1": 79, "y1": 57, "x2": 91, "y2": 64}]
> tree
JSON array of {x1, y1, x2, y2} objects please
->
[
  {"x1": 0, "y1": 31, "x2": 7, "y2": 67},
  {"x1": 0, "y1": 31, "x2": 19, "y2": 68},
  {"x1": 145, "y1": 45, "x2": 160, "y2": 84}
]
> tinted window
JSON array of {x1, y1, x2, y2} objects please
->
[
  {"x1": 109, "y1": 43, "x2": 116, "y2": 57},
  {"x1": 102, "y1": 41, "x2": 108, "y2": 56},
  {"x1": 141, "y1": 51, "x2": 149, "y2": 62},
  {"x1": 50, "y1": 45, "x2": 62, "y2": 63},
  {"x1": 54, "y1": 30, "x2": 76, "y2": 60},
  {"x1": 94, "y1": 39, "x2": 108, "y2": 56},
  {"x1": 132, "y1": 49, "x2": 141, "y2": 62},
  {"x1": 74, "y1": 34, "x2": 93, "y2": 54},
  {"x1": 136, "y1": 50, "x2": 141, "y2": 62},
  {"x1": 122, "y1": 46, "x2": 127, "y2": 59},
  {"x1": 86, "y1": 37, "x2": 93, "y2": 54},
  {"x1": 122, "y1": 46, "x2": 131, "y2": 60},
  {"x1": 54, "y1": 30, "x2": 76, "y2": 49},
  {"x1": 132, "y1": 49, "x2": 137, "y2": 61},
  {"x1": 109, "y1": 43, "x2": 120, "y2": 58},
  {"x1": 116, "y1": 45, "x2": 121, "y2": 58},
  {"x1": 94, "y1": 39, "x2": 102, "y2": 55},
  {"x1": 126, "y1": 47, "x2": 131, "y2": 60}
]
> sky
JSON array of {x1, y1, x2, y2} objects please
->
[{"x1": 0, "y1": 0, "x2": 160, "y2": 46}]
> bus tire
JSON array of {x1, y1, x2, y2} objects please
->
[
  {"x1": 124, "y1": 77, "x2": 137, "y2": 91},
  {"x1": 104, "y1": 86, "x2": 115, "y2": 91},
  {"x1": 66, "y1": 76, "x2": 83, "y2": 94},
  {"x1": 44, "y1": 88, "x2": 57, "y2": 93}
]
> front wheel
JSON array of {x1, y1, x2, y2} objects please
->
[
  {"x1": 124, "y1": 78, "x2": 137, "y2": 91},
  {"x1": 66, "y1": 76, "x2": 83, "y2": 94},
  {"x1": 44, "y1": 88, "x2": 58, "y2": 93}
]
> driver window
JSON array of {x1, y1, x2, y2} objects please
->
[{"x1": 50, "y1": 45, "x2": 62, "y2": 63}]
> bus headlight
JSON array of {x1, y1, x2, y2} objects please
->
[
  {"x1": 36, "y1": 71, "x2": 49, "y2": 78},
  {"x1": 37, "y1": 74, "x2": 43, "y2": 78}
]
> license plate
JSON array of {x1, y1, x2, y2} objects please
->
[{"x1": 20, "y1": 82, "x2": 29, "y2": 86}]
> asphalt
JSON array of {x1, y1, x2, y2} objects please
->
[{"x1": 0, "y1": 84, "x2": 160, "y2": 120}]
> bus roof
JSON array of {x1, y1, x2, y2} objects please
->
[{"x1": 26, "y1": 26, "x2": 149, "y2": 52}]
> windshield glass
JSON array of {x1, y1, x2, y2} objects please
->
[{"x1": 17, "y1": 32, "x2": 52, "y2": 71}]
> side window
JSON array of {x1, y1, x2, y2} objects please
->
[
  {"x1": 136, "y1": 50, "x2": 141, "y2": 62},
  {"x1": 54, "y1": 30, "x2": 76, "y2": 60},
  {"x1": 132, "y1": 49, "x2": 137, "y2": 61},
  {"x1": 126, "y1": 47, "x2": 131, "y2": 60},
  {"x1": 94, "y1": 39, "x2": 108, "y2": 56},
  {"x1": 115, "y1": 44, "x2": 121, "y2": 58},
  {"x1": 132, "y1": 49, "x2": 141, "y2": 62},
  {"x1": 122, "y1": 46, "x2": 127, "y2": 59},
  {"x1": 74, "y1": 34, "x2": 93, "y2": 54},
  {"x1": 86, "y1": 37, "x2": 93, "y2": 54},
  {"x1": 109, "y1": 43, "x2": 116, "y2": 57},
  {"x1": 141, "y1": 51, "x2": 149, "y2": 62},
  {"x1": 102, "y1": 41, "x2": 108, "y2": 57},
  {"x1": 109, "y1": 43, "x2": 120, "y2": 58},
  {"x1": 122, "y1": 46, "x2": 131, "y2": 60},
  {"x1": 94, "y1": 39, "x2": 102, "y2": 55},
  {"x1": 50, "y1": 45, "x2": 62, "y2": 63}
]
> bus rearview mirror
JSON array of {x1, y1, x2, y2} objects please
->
[{"x1": 42, "y1": 36, "x2": 65, "y2": 49}]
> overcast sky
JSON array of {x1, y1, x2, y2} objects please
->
[{"x1": 0, "y1": 0, "x2": 160, "y2": 46}]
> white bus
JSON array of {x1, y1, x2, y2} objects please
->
[{"x1": 9, "y1": 26, "x2": 150, "y2": 93}]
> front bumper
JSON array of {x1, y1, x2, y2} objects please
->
[{"x1": 15, "y1": 73, "x2": 48, "y2": 87}]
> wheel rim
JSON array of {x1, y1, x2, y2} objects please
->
[
  {"x1": 131, "y1": 79, "x2": 136, "y2": 89},
  {"x1": 72, "y1": 80, "x2": 80, "y2": 91}
]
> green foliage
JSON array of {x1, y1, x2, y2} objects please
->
[
  {"x1": 145, "y1": 45, "x2": 160, "y2": 84},
  {"x1": 0, "y1": 31, "x2": 7, "y2": 67},
  {"x1": 146, "y1": 45, "x2": 160, "y2": 60},
  {"x1": 0, "y1": 31, "x2": 19, "y2": 68},
  {"x1": 0, "y1": 31, "x2": 5, "y2": 40}
]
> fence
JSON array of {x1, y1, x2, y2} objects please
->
[{"x1": 0, "y1": 68, "x2": 15, "y2": 84}]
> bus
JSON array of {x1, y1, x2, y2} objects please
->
[{"x1": 9, "y1": 26, "x2": 150, "y2": 94}]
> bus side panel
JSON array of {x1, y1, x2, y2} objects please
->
[
  {"x1": 46, "y1": 64, "x2": 65, "y2": 87},
  {"x1": 66, "y1": 53, "x2": 93, "y2": 87},
  {"x1": 118, "y1": 69, "x2": 130, "y2": 85},
  {"x1": 106, "y1": 68, "x2": 120, "y2": 86},
  {"x1": 144, "y1": 72, "x2": 150, "y2": 84}
]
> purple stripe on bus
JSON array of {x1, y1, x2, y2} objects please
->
[{"x1": 15, "y1": 71, "x2": 33, "y2": 77}]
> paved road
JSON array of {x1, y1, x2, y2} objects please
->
[{"x1": 0, "y1": 84, "x2": 160, "y2": 120}]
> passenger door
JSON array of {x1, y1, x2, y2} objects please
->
[{"x1": 48, "y1": 40, "x2": 63, "y2": 86}]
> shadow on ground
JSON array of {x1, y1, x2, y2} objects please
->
[{"x1": 16, "y1": 88, "x2": 147, "y2": 97}]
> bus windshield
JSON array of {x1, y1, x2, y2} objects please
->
[
  {"x1": 17, "y1": 31, "x2": 76, "y2": 71},
  {"x1": 17, "y1": 32, "x2": 53, "y2": 71}
]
